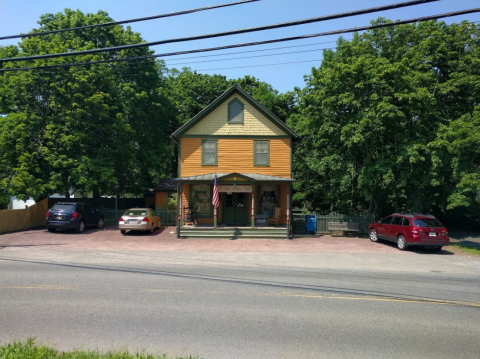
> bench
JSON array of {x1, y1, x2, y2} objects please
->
[{"x1": 327, "y1": 221, "x2": 360, "y2": 237}]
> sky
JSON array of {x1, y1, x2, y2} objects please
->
[{"x1": 0, "y1": 0, "x2": 479, "y2": 93}]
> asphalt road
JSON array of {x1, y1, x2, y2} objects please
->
[{"x1": 1, "y1": 229, "x2": 480, "y2": 359}]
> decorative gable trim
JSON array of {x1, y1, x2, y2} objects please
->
[{"x1": 217, "y1": 172, "x2": 255, "y2": 182}]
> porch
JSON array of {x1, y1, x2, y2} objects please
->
[{"x1": 176, "y1": 172, "x2": 295, "y2": 239}]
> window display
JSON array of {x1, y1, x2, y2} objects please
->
[
  {"x1": 191, "y1": 185, "x2": 212, "y2": 217},
  {"x1": 258, "y1": 185, "x2": 278, "y2": 216}
]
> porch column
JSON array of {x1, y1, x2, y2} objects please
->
[
  {"x1": 286, "y1": 184, "x2": 291, "y2": 240},
  {"x1": 177, "y1": 183, "x2": 182, "y2": 239},
  {"x1": 251, "y1": 187, "x2": 255, "y2": 228}
]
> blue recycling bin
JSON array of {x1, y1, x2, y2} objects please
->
[{"x1": 306, "y1": 214, "x2": 317, "y2": 234}]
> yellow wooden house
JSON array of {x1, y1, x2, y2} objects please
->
[{"x1": 172, "y1": 84, "x2": 299, "y2": 238}]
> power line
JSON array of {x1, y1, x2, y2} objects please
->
[
  {"x1": 0, "y1": 40, "x2": 343, "y2": 73},
  {"x1": 11, "y1": 45, "x2": 338, "y2": 76},
  {"x1": 164, "y1": 47, "x2": 336, "y2": 66},
  {"x1": 156, "y1": 39, "x2": 343, "y2": 63},
  {"x1": 196, "y1": 59, "x2": 323, "y2": 72},
  {"x1": 0, "y1": 0, "x2": 260, "y2": 41},
  {"x1": 2, "y1": 9, "x2": 479, "y2": 73},
  {"x1": 0, "y1": 0, "x2": 439, "y2": 63},
  {"x1": 7, "y1": 13, "x2": 480, "y2": 83}
]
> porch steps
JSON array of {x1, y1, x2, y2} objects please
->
[{"x1": 179, "y1": 227, "x2": 287, "y2": 239}]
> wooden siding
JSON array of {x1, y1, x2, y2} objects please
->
[
  {"x1": 181, "y1": 138, "x2": 291, "y2": 178},
  {"x1": 185, "y1": 94, "x2": 287, "y2": 136},
  {"x1": 155, "y1": 192, "x2": 168, "y2": 209}
]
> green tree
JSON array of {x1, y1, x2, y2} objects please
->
[
  {"x1": 289, "y1": 19, "x2": 480, "y2": 218},
  {"x1": 431, "y1": 107, "x2": 480, "y2": 223},
  {"x1": 165, "y1": 68, "x2": 230, "y2": 127},
  {"x1": 0, "y1": 9, "x2": 174, "y2": 200}
]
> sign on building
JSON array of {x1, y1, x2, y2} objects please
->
[{"x1": 218, "y1": 185, "x2": 252, "y2": 193}]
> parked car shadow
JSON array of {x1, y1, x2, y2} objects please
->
[
  {"x1": 119, "y1": 225, "x2": 166, "y2": 236},
  {"x1": 46, "y1": 224, "x2": 119, "y2": 235},
  {"x1": 375, "y1": 239, "x2": 454, "y2": 255},
  {"x1": 0, "y1": 244, "x2": 64, "y2": 249},
  {"x1": 48, "y1": 225, "x2": 168, "y2": 237}
]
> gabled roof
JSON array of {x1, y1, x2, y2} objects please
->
[
  {"x1": 171, "y1": 84, "x2": 299, "y2": 141},
  {"x1": 154, "y1": 178, "x2": 177, "y2": 191}
]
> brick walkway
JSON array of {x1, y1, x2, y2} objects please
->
[{"x1": 0, "y1": 225, "x2": 401, "y2": 253}]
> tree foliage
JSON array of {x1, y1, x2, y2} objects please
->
[
  {"x1": 0, "y1": 9, "x2": 175, "y2": 200},
  {"x1": 289, "y1": 19, "x2": 480, "y2": 220}
]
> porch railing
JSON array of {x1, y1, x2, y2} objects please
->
[{"x1": 156, "y1": 210, "x2": 177, "y2": 226}]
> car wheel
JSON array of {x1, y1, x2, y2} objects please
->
[
  {"x1": 397, "y1": 235, "x2": 408, "y2": 251},
  {"x1": 369, "y1": 229, "x2": 379, "y2": 242},
  {"x1": 47, "y1": 227, "x2": 56, "y2": 233},
  {"x1": 77, "y1": 221, "x2": 85, "y2": 233},
  {"x1": 120, "y1": 230, "x2": 126, "y2": 235},
  {"x1": 97, "y1": 217, "x2": 104, "y2": 228},
  {"x1": 150, "y1": 224, "x2": 154, "y2": 234},
  {"x1": 431, "y1": 246, "x2": 442, "y2": 252}
]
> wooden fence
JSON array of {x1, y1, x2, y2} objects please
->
[
  {"x1": 292, "y1": 210, "x2": 374, "y2": 234},
  {"x1": 156, "y1": 210, "x2": 177, "y2": 225},
  {"x1": 0, "y1": 198, "x2": 49, "y2": 234}
]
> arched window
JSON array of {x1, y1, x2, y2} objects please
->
[{"x1": 228, "y1": 98, "x2": 244, "y2": 123}]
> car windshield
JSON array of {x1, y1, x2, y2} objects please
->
[
  {"x1": 124, "y1": 210, "x2": 147, "y2": 216},
  {"x1": 51, "y1": 204, "x2": 76, "y2": 211},
  {"x1": 413, "y1": 218, "x2": 443, "y2": 228}
]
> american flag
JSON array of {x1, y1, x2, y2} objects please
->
[{"x1": 212, "y1": 173, "x2": 219, "y2": 208}]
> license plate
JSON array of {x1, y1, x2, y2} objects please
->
[
  {"x1": 55, "y1": 215, "x2": 64, "y2": 219},
  {"x1": 429, "y1": 232, "x2": 436, "y2": 237},
  {"x1": 129, "y1": 219, "x2": 138, "y2": 224}
]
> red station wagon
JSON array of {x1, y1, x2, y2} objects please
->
[{"x1": 368, "y1": 213, "x2": 449, "y2": 251}]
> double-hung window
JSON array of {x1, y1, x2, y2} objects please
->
[
  {"x1": 202, "y1": 139, "x2": 217, "y2": 165},
  {"x1": 254, "y1": 140, "x2": 269, "y2": 166}
]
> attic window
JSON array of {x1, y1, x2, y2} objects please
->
[{"x1": 228, "y1": 98, "x2": 244, "y2": 124}]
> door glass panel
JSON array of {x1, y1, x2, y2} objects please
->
[
  {"x1": 402, "y1": 218, "x2": 411, "y2": 226},
  {"x1": 226, "y1": 194, "x2": 233, "y2": 208},
  {"x1": 237, "y1": 193, "x2": 245, "y2": 207}
]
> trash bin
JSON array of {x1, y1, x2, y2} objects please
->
[{"x1": 306, "y1": 214, "x2": 317, "y2": 234}]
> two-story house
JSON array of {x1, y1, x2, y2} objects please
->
[{"x1": 172, "y1": 84, "x2": 299, "y2": 239}]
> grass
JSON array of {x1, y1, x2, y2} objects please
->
[
  {"x1": 449, "y1": 244, "x2": 480, "y2": 256},
  {"x1": 0, "y1": 338, "x2": 202, "y2": 359}
]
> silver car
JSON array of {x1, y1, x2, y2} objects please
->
[{"x1": 119, "y1": 208, "x2": 161, "y2": 235}]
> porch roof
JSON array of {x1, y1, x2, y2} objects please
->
[{"x1": 175, "y1": 173, "x2": 295, "y2": 183}]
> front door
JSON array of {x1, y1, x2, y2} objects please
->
[{"x1": 223, "y1": 193, "x2": 248, "y2": 225}]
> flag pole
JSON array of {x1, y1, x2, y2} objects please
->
[
  {"x1": 213, "y1": 173, "x2": 218, "y2": 230},
  {"x1": 214, "y1": 205, "x2": 217, "y2": 229}
]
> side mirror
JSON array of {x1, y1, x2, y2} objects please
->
[{"x1": 377, "y1": 220, "x2": 382, "y2": 224}]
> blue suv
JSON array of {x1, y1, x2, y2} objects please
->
[{"x1": 46, "y1": 202, "x2": 104, "y2": 233}]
